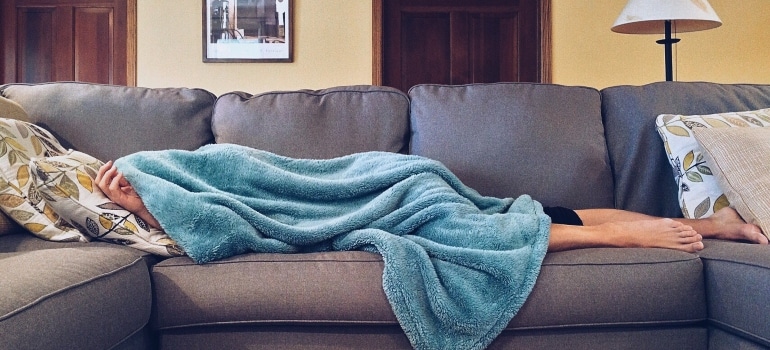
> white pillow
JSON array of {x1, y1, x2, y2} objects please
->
[
  {"x1": 0, "y1": 118, "x2": 87, "y2": 241},
  {"x1": 655, "y1": 108, "x2": 770, "y2": 218},
  {"x1": 692, "y1": 127, "x2": 770, "y2": 240},
  {"x1": 30, "y1": 150, "x2": 184, "y2": 256}
]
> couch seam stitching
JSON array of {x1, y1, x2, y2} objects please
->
[
  {"x1": 701, "y1": 256, "x2": 770, "y2": 270},
  {"x1": 542, "y1": 257, "x2": 700, "y2": 267}
]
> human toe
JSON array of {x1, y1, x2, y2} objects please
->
[
  {"x1": 679, "y1": 231, "x2": 702, "y2": 243},
  {"x1": 750, "y1": 228, "x2": 769, "y2": 245},
  {"x1": 691, "y1": 241, "x2": 705, "y2": 252}
]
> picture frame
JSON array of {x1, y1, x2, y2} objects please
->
[{"x1": 202, "y1": 0, "x2": 293, "y2": 62}]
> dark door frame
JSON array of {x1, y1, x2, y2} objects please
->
[
  {"x1": 371, "y1": 0, "x2": 551, "y2": 85},
  {"x1": 1, "y1": 0, "x2": 136, "y2": 86},
  {"x1": 127, "y1": 0, "x2": 137, "y2": 86}
]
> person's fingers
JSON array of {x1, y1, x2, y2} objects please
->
[
  {"x1": 97, "y1": 165, "x2": 118, "y2": 195},
  {"x1": 95, "y1": 160, "x2": 112, "y2": 185},
  {"x1": 117, "y1": 173, "x2": 132, "y2": 188},
  {"x1": 109, "y1": 171, "x2": 124, "y2": 193},
  {"x1": 120, "y1": 184, "x2": 137, "y2": 196},
  {"x1": 100, "y1": 166, "x2": 120, "y2": 195},
  {"x1": 115, "y1": 174, "x2": 133, "y2": 196}
]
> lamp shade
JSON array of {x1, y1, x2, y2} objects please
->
[{"x1": 612, "y1": 0, "x2": 722, "y2": 34}]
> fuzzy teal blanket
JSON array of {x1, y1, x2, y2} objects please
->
[{"x1": 115, "y1": 144, "x2": 550, "y2": 350}]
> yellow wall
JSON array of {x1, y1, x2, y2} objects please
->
[
  {"x1": 137, "y1": 0, "x2": 770, "y2": 93},
  {"x1": 551, "y1": 0, "x2": 770, "y2": 88},
  {"x1": 136, "y1": 0, "x2": 372, "y2": 96}
]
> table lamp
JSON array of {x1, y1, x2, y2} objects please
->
[{"x1": 612, "y1": 0, "x2": 722, "y2": 81}]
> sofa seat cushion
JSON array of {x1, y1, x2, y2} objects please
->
[
  {"x1": 152, "y1": 248, "x2": 705, "y2": 335},
  {"x1": 151, "y1": 251, "x2": 396, "y2": 330},
  {"x1": 0, "y1": 82, "x2": 216, "y2": 161},
  {"x1": 509, "y1": 248, "x2": 706, "y2": 330},
  {"x1": 408, "y1": 83, "x2": 613, "y2": 210},
  {"x1": 0, "y1": 244, "x2": 153, "y2": 349},
  {"x1": 211, "y1": 85, "x2": 410, "y2": 159},
  {"x1": 699, "y1": 240, "x2": 770, "y2": 347}
]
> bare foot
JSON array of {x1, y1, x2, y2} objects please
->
[
  {"x1": 596, "y1": 218, "x2": 705, "y2": 253},
  {"x1": 701, "y1": 208, "x2": 768, "y2": 244}
]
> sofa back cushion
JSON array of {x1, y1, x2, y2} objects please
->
[
  {"x1": 212, "y1": 86, "x2": 410, "y2": 159},
  {"x1": 0, "y1": 82, "x2": 216, "y2": 161},
  {"x1": 409, "y1": 83, "x2": 613, "y2": 209},
  {"x1": 601, "y1": 82, "x2": 770, "y2": 217}
]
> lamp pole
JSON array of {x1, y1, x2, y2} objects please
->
[{"x1": 656, "y1": 20, "x2": 680, "y2": 81}]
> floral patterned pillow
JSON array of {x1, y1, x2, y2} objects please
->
[
  {"x1": 0, "y1": 103, "x2": 29, "y2": 236},
  {"x1": 0, "y1": 118, "x2": 87, "y2": 241},
  {"x1": 30, "y1": 150, "x2": 184, "y2": 257},
  {"x1": 655, "y1": 107, "x2": 770, "y2": 218}
]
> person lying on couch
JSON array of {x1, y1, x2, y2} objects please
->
[
  {"x1": 88, "y1": 143, "x2": 769, "y2": 350},
  {"x1": 94, "y1": 145, "x2": 768, "y2": 256}
]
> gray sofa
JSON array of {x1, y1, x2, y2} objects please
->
[{"x1": 0, "y1": 81, "x2": 768, "y2": 350}]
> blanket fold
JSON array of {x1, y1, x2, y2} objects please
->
[{"x1": 115, "y1": 144, "x2": 550, "y2": 350}]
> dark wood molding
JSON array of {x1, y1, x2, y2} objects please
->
[
  {"x1": 371, "y1": 0, "x2": 552, "y2": 85},
  {"x1": 372, "y1": 0, "x2": 383, "y2": 85},
  {"x1": 540, "y1": 0, "x2": 552, "y2": 83},
  {"x1": 1, "y1": 0, "x2": 16, "y2": 83},
  {"x1": 127, "y1": 0, "x2": 137, "y2": 86}
]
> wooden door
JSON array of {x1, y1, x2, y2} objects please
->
[
  {"x1": 374, "y1": 0, "x2": 549, "y2": 92},
  {"x1": 1, "y1": 0, "x2": 135, "y2": 85}
]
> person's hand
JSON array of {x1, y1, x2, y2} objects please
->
[{"x1": 95, "y1": 161, "x2": 160, "y2": 229}]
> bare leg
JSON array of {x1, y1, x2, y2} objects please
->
[
  {"x1": 575, "y1": 207, "x2": 768, "y2": 245},
  {"x1": 548, "y1": 219, "x2": 704, "y2": 253}
]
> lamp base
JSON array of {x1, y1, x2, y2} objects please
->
[{"x1": 656, "y1": 20, "x2": 681, "y2": 81}]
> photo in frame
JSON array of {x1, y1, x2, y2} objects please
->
[{"x1": 203, "y1": 0, "x2": 292, "y2": 62}]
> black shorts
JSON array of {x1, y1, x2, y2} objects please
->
[{"x1": 543, "y1": 206, "x2": 583, "y2": 226}]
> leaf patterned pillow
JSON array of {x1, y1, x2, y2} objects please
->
[
  {"x1": 30, "y1": 150, "x2": 185, "y2": 257},
  {"x1": 0, "y1": 118, "x2": 87, "y2": 241},
  {"x1": 0, "y1": 96, "x2": 30, "y2": 122},
  {"x1": 655, "y1": 107, "x2": 770, "y2": 218}
]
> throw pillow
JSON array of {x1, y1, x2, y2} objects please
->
[
  {"x1": 30, "y1": 150, "x2": 184, "y2": 257},
  {"x1": 692, "y1": 127, "x2": 770, "y2": 239},
  {"x1": 655, "y1": 107, "x2": 770, "y2": 218},
  {"x1": 0, "y1": 101, "x2": 30, "y2": 236},
  {"x1": 0, "y1": 118, "x2": 88, "y2": 241},
  {"x1": 0, "y1": 96, "x2": 30, "y2": 122}
]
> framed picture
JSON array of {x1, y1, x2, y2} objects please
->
[{"x1": 203, "y1": 0, "x2": 292, "y2": 62}]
